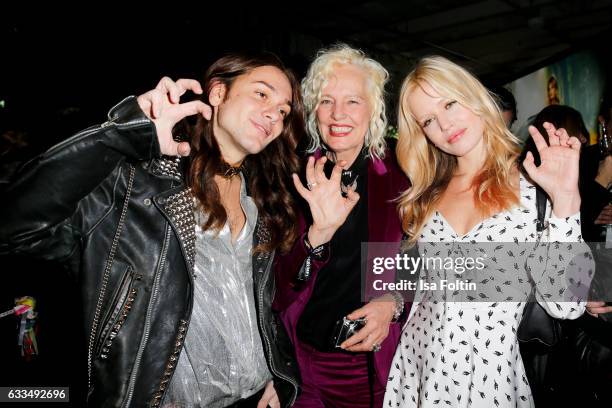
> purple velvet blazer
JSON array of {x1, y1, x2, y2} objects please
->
[{"x1": 273, "y1": 147, "x2": 410, "y2": 388}]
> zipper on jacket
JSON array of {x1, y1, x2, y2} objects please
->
[
  {"x1": 257, "y1": 250, "x2": 299, "y2": 406},
  {"x1": 122, "y1": 224, "x2": 172, "y2": 408},
  {"x1": 87, "y1": 164, "x2": 135, "y2": 390},
  {"x1": 94, "y1": 266, "x2": 138, "y2": 359}
]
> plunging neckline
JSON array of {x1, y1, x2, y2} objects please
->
[
  {"x1": 434, "y1": 173, "x2": 526, "y2": 239},
  {"x1": 435, "y1": 210, "x2": 485, "y2": 238}
]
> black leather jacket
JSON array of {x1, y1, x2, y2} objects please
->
[{"x1": 0, "y1": 97, "x2": 300, "y2": 407}]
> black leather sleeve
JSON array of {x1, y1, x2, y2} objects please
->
[{"x1": 0, "y1": 96, "x2": 160, "y2": 257}]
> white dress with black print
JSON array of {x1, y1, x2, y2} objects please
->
[{"x1": 384, "y1": 174, "x2": 591, "y2": 408}]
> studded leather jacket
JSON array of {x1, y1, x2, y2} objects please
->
[{"x1": 0, "y1": 97, "x2": 300, "y2": 407}]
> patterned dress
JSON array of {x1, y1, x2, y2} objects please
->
[{"x1": 384, "y1": 175, "x2": 590, "y2": 408}]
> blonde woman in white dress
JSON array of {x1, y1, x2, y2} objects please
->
[{"x1": 384, "y1": 56, "x2": 590, "y2": 408}]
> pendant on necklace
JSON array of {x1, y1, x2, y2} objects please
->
[{"x1": 341, "y1": 173, "x2": 358, "y2": 197}]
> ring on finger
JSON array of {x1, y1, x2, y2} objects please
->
[
  {"x1": 307, "y1": 182, "x2": 318, "y2": 190},
  {"x1": 372, "y1": 342, "x2": 381, "y2": 353}
]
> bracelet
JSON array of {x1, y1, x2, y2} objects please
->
[
  {"x1": 304, "y1": 234, "x2": 329, "y2": 260},
  {"x1": 298, "y1": 234, "x2": 330, "y2": 281},
  {"x1": 389, "y1": 291, "x2": 404, "y2": 321}
]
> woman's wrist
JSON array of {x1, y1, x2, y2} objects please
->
[
  {"x1": 303, "y1": 232, "x2": 329, "y2": 260},
  {"x1": 389, "y1": 291, "x2": 404, "y2": 321},
  {"x1": 550, "y1": 191, "x2": 581, "y2": 218},
  {"x1": 307, "y1": 225, "x2": 335, "y2": 248},
  {"x1": 377, "y1": 292, "x2": 404, "y2": 322}
]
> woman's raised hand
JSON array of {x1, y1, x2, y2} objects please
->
[
  {"x1": 292, "y1": 156, "x2": 360, "y2": 247},
  {"x1": 137, "y1": 77, "x2": 212, "y2": 156},
  {"x1": 523, "y1": 122, "x2": 581, "y2": 218}
]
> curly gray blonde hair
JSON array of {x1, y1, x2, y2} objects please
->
[{"x1": 301, "y1": 44, "x2": 389, "y2": 159}]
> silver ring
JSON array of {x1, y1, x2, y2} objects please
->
[
  {"x1": 306, "y1": 182, "x2": 318, "y2": 190},
  {"x1": 372, "y1": 343, "x2": 381, "y2": 353}
]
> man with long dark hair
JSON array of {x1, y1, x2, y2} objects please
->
[{"x1": 0, "y1": 53, "x2": 305, "y2": 407}]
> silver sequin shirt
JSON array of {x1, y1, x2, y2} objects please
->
[{"x1": 164, "y1": 175, "x2": 271, "y2": 407}]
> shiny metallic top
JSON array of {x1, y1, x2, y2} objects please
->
[{"x1": 164, "y1": 175, "x2": 271, "y2": 407}]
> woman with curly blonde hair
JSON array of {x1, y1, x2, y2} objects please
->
[
  {"x1": 274, "y1": 44, "x2": 409, "y2": 407},
  {"x1": 385, "y1": 56, "x2": 587, "y2": 407}
]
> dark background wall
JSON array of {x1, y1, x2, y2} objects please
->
[{"x1": 2, "y1": 2, "x2": 611, "y2": 152}]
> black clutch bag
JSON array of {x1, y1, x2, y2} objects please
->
[{"x1": 330, "y1": 316, "x2": 366, "y2": 349}]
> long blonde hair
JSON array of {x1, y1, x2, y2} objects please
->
[
  {"x1": 396, "y1": 56, "x2": 520, "y2": 244},
  {"x1": 301, "y1": 43, "x2": 389, "y2": 159}
]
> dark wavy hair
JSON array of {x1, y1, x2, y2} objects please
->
[{"x1": 186, "y1": 53, "x2": 305, "y2": 253}]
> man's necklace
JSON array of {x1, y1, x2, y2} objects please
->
[{"x1": 218, "y1": 160, "x2": 244, "y2": 179}]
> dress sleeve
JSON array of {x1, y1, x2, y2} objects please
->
[{"x1": 529, "y1": 211, "x2": 594, "y2": 320}]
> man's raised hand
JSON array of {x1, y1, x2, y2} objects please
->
[{"x1": 137, "y1": 77, "x2": 212, "y2": 156}]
